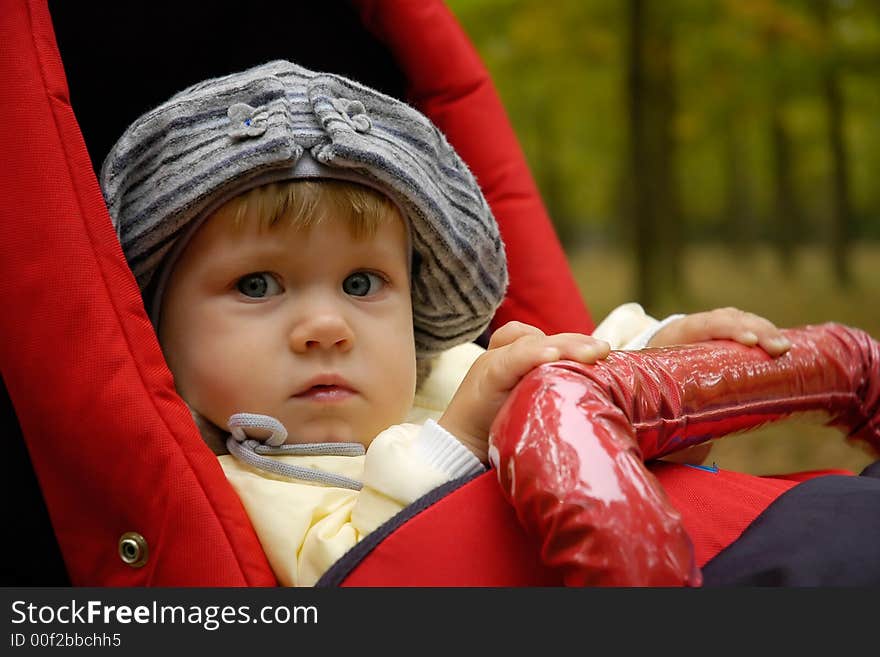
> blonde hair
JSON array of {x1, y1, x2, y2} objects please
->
[{"x1": 223, "y1": 179, "x2": 401, "y2": 238}]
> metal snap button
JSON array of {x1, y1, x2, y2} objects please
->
[{"x1": 118, "y1": 531, "x2": 148, "y2": 568}]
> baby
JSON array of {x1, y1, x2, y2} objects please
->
[{"x1": 101, "y1": 60, "x2": 789, "y2": 585}]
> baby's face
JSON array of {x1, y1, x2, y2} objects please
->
[{"x1": 158, "y1": 205, "x2": 416, "y2": 447}]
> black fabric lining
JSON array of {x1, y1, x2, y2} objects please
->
[
  {"x1": 1, "y1": 375, "x2": 70, "y2": 585},
  {"x1": 48, "y1": 0, "x2": 407, "y2": 174},
  {"x1": 315, "y1": 472, "x2": 482, "y2": 587}
]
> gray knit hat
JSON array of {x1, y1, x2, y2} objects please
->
[{"x1": 101, "y1": 60, "x2": 507, "y2": 357}]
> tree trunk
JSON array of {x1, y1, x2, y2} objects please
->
[
  {"x1": 649, "y1": 9, "x2": 683, "y2": 299},
  {"x1": 769, "y1": 102, "x2": 799, "y2": 273},
  {"x1": 722, "y1": 112, "x2": 754, "y2": 250},
  {"x1": 817, "y1": 0, "x2": 853, "y2": 286},
  {"x1": 626, "y1": 0, "x2": 655, "y2": 307},
  {"x1": 766, "y1": 24, "x2": 800, "y2": 275},
  {"x1": 626, "y1": 0, "x2": 681, "y2": 308}
]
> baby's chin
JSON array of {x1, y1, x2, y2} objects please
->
[{"x1": 282, "y1": 417, "x2": 387, "y2": 448}]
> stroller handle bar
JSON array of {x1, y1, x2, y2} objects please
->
[{"x1": 490, "y1": 322, "x2": 880, "y2": 586}]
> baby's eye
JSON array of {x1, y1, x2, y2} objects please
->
[
  {"x1": 342, "y1": 271, "x2": 385, "y2": 297},
  {"x1": 236, "y1": 272, "x2": 282, "y2": 298}
]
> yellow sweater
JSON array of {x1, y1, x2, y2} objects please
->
[{"x1": 220, "y1": 303, "x2": 669, "y2": 586}]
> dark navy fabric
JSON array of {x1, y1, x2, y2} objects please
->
[{"x1": 702, "y1": 461, "x2": 880, "y2": 586}]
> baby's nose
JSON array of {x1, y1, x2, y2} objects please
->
[{"x1": 289, "y1": 312, "x2": 354, "y2": 353}]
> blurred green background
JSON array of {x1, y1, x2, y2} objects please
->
[{"x1": 446, "y1": 0, "x2": 880, "y2": 475}]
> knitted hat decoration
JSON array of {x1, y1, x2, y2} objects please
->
[{"x1": 100, "y1": 60, "x2": 508, "y2": 357}]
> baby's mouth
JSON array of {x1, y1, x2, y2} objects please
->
[{"x1": 293, "y1": 379, "x2": 357, "y2": 403}]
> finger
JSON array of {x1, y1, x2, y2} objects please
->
[
  {"x1": 651, "y1": 311, "x2": 721, "y2": 345},
  {"x1": 719, "y1": 312, "x2": 791, "y2": 357},
  {"x1": 483, "y1": 338, "x2": 560, "y2": 392},
  {"x1": 725, "y1": 312, "x2": 772, "y2": 345},
  {"x1": 542, "y1": 333, "x2": 612, "y2": 363},
  {"x1": 694, "y1": 309, "x2": 769, "y2": 345},
  {"x1": 486, "y1": 335, "x2": 609, "y2": 392},
  {"x1": 487, "y1": 321, "x2": 545, "y2": 351},
  {"x1": 755, "y1": 332, "x2": 791, "y2": 357},
  {"x1": 703, "y1": 308, "x2": 759, "y2": 343}
]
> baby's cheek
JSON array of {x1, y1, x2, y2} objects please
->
[
  {"x1": 175, "y1": 348, "x2": 255, "y2": 429},
  {"x1": 391, "y1": 377, "x2": 417, "y2": 422},
  {"x1": 375, "y1": 358, "x2": 417, "y2": 431}
]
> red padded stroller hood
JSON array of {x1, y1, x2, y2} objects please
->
[{"x1": 2, "y1": 0, "x2": 874, "y2": 587}]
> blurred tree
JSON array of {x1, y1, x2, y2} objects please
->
[
  {"x1": 766, "y1": 21, "x2": 803, "y2": 274},
  {"x1": 769, "y1": 84, "x2": 801, "y2": 273},
  {"x1": 695, "y1": 1, "x2": 760, "y2": 248},
  {"x1": 625, "y1": 0, "x2": 683, "y2": 306},
  {"x1": 843, "y1": 1, "x2": 880, "y2": 241},
  {"x1": 626, "y1": 0, "x2": 651, "y2": 304},
  {"x1": 648, "y1": 2, "x2": 685, "y2": 301},
  {"x1": 722, "y1": 110, "x2": 757, "y2": 248},
  {"x1": 815, "y1": 0, "x2": 854, "y2": 286}
]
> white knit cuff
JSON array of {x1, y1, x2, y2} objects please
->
[
  {"x1": 624, "y1": 313, "x2": 686, "y2": 350},
  {"x1": 415, "y1": 419, "x2": 485, "y2": 479}
]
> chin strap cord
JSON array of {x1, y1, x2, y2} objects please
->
[{"x1": 226, "y1": 413, "x2": 365, "y2": 491}]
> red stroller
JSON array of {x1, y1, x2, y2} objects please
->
[{"x1": 2, "y1": 0, "x2": 878, "y2": 587}]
